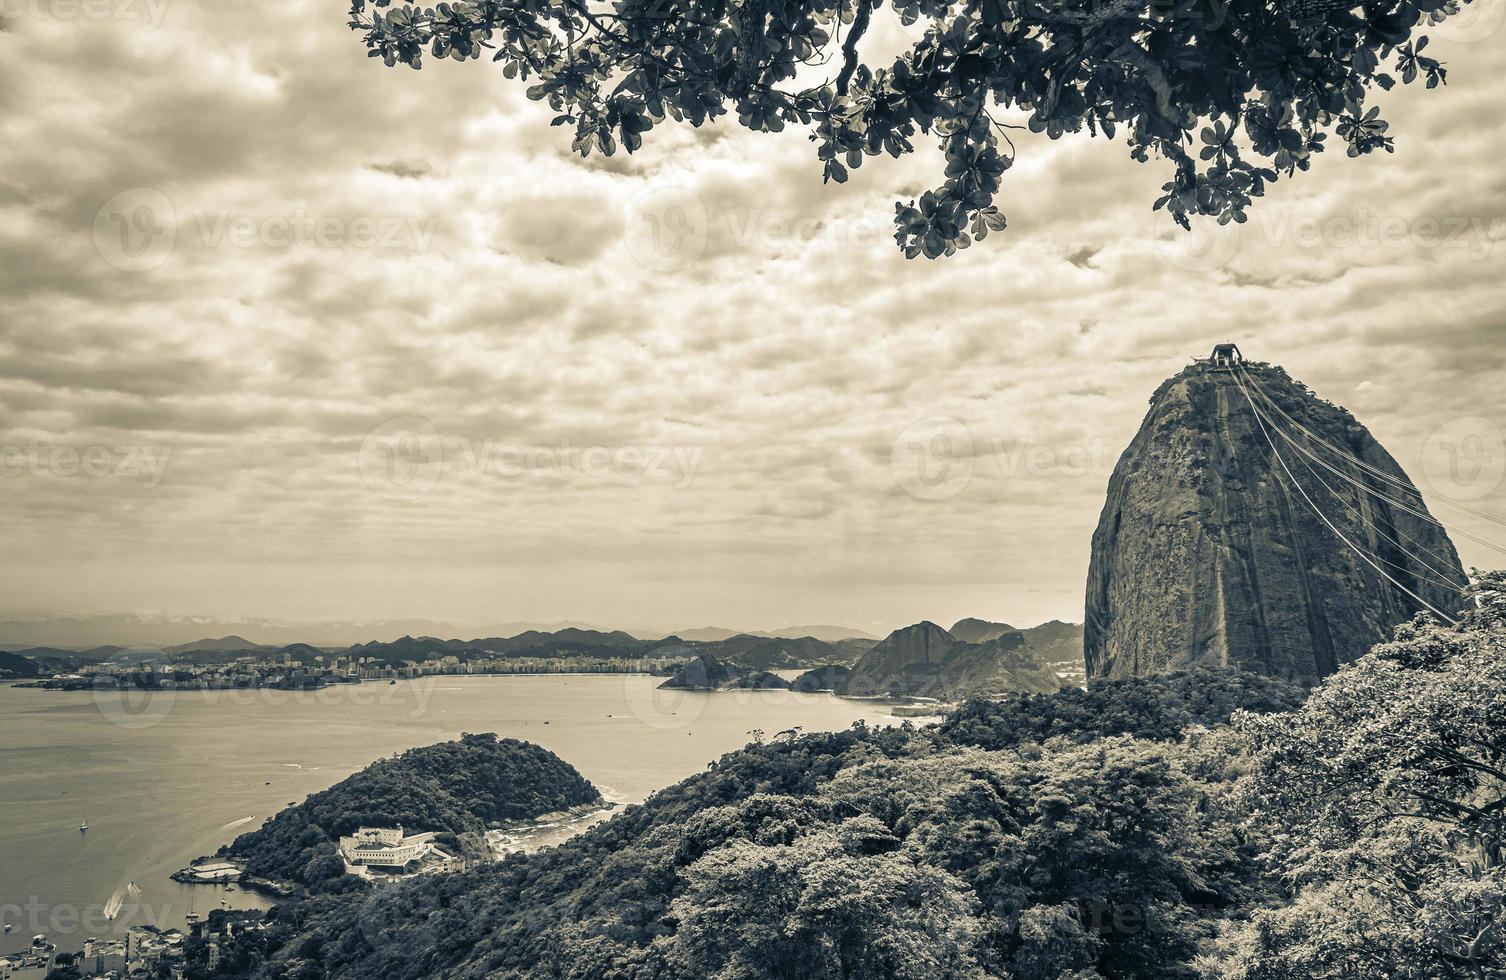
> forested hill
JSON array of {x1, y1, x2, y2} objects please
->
[
  {"x1": 0, "y1": 651, "x2": 42, "y2": 677},
  {"x1": 227, "y1": 664, "x2": 1307, "y2": 978},
  {"x1": 223, "y1": 734, "x2": 599, "y2": 887}
]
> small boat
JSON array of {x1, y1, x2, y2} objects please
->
[
  {"x1": 4, "y1": 922, "x2": 13, "y2": 932},
  {"x1": 79, "y1": 818, "x2": 88, "y2": 832}
]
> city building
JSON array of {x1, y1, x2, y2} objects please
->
[
  {"x1": 77, "y1": 937, "x2": 127, "y2": 977},
  {"x1": 0, "y1": 935, "x2": 55, "y2": 980}
]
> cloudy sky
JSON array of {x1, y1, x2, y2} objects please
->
[{"x1": 1, "y1": 0, "x2": 1503, "y2": 638}]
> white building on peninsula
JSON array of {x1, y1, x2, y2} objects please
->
[{"x1": 337, "y1": 826, "x2": 434, "y2": 872}]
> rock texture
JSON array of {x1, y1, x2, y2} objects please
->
[
  {"x1": 1085, "y1": 360, "x2": 1467, "y2": 683},
  {"x1": 839, "y1": 622, "x2": 1063, "y2": 698}
]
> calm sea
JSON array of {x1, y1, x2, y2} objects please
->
[{"x1": 0, "y1": 675, "x2": 920, "y2": 955}]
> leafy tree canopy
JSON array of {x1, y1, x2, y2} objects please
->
[
  {"x1": 1222, "y1": 572, "x2": 1506, "y2": 978},
  {"x1": 349, "y1": 0, "x2": 1458, "y2": 257}
]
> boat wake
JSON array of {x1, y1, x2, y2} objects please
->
[
  {"x1": 219, "y1": 816, "x2": 256, "y2": 832},
  {"x1": 101, "y1": 880, "x2": 143, "y2": 921}
]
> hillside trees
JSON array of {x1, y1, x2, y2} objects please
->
[
  {"x1": 665, "y1": 821, "x2": 984, "y2": 979},
  {"x1": 224, "y1": 734, "x2": 599, "y2": 885},
  {"x1": 1220, "y1": 574, "x2": 1506, "y2": 978}
]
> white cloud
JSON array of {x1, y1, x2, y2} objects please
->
[{"x1": 0, "y1": 3, "x2": 1503, "y2": 633}]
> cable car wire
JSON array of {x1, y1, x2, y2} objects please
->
[{"x1": 1231, "y1": 367, "x2": 1459, "y2": 626}]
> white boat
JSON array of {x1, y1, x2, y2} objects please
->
[{"x1": 79, "y1": 818, "x2": 88, "y2": 832}]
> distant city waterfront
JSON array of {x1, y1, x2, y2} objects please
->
[
  {"x1": 0, "y1": 674, "x2": 920, "y2": 956},
  {"x1": 11, "y1": 652, "x2": 674, "y2": 691}
]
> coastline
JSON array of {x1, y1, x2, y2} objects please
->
[
  {"x1": 176, "y1": 801, "x2": 627, "y2": 896},
  {"x1": 169, "y1": 859, "x2": 297, "y2": 898},
  {"x1": 6, "y1": 670, "x2": 670, "y2": 692},
  {"x1": 1, "y1": 672, "x2": 915, "y2": 955}
]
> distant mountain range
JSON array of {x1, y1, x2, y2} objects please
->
[
  {"x1": 0, "y1": 614, "x2": 879, "y2": 650},
  {"x1": 666, "y1": 634, "x2": 874, "y2": 670},
  {"x1": 334, "y1": 629, "x2": 877, "y2": 671},
  {"x1": 342, "y1": 629, "x2": 648, "y2": 666},
  {"x1": 0, "y1": 645, "x2": 127, "y2": 676},
  {"x1": 669, "y1": 625, "x2": 879, "y2": 643},
  {"x1": 2, "y1": 619, "x2": 1083, "y2": 685},
  {"x1": 0, "y1": 615, "x2": 615, "y2": 651},
  {"x1": 651, "y1": 618, "x2": 1082, "y2": 699},
  {"x1": 162, "y1": 635, "x2": 266, "y2": 654}
]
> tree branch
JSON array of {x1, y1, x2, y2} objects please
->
[{"x1": 834, "y1": 0, "x2": 872, "y2": 96}]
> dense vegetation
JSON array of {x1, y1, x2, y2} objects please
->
[
  {"x1": 939, "y1": 664, "x2": 1308, "y2": 748},
  {"x1": 725, "y1": 670, "x2": 794, "y2": 689},
  {"x1": 202, "y1": 574, "x2": 1503, "y2": 978},
  {"x1": 223, "y1": 734, "x2": 599, "y2": 887}
]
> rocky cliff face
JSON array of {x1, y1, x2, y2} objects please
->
[{"x1": 1085, "y1": 361, "x2": 1467, "y2": 683}]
